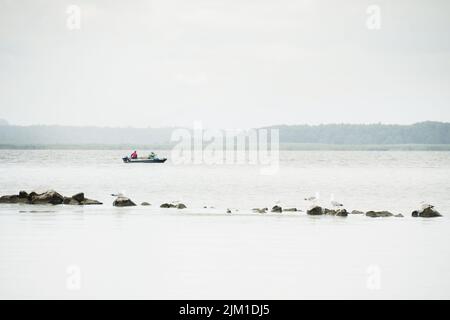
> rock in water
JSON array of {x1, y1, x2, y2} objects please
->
[
  {"x1": 271, "y1": 205, "x2": 282, "y2": 213},
  {"x1": 80, "y1": 199, "x2": 102, "y2": 205},
  {"x1": 30, "y1": 190, "x2": 64, "y2": 205},
  {"x1": 160, "y1": 203, "x2": 176, "y2": 208},
  {"x1": 412, "y1": 205, "x2": 441, "y2": 218},
  {"x1": 113, "y1": 196, "x2": 136, "y2": 207},
  {"x1": 141, "y1": 202, "x2": 151, "y2": 206},
  {"x1": 71, "y1": 193, "x2": 85, "y2": 203},
  {"x1": 324, "y1": 208, "x2": 337, "y2": 215},
  {"x1": 366, "y1": 211, "x2": 394, "y2": 218},
  {"x1": 350, "y1": 210, "x2": 364, "y2": 215},
  {"x1": 0, "y1": 195, "x2": 22, "y2": 204},
  {"x1": 64, "y1": 197, "x2": 79, "y2": 205},
  {"x1": 307, "y1": 206, "x2": 324, "y2": 216},
  {"x1": 283, "y1": 208, "x2": 298, "y2": 212},
  {"x1": 176, "y1": 203, "x2": 187, "y2": 209},
  {"x1": 336, "y1": 209, "x2": 348, "y2": 217},
  {"x1": 226, "y1": 209, "x2": 232, "y2": 214},
  {"x1": 63, "y1": 193, "x2": 102, "y2": 205},
  {"x1": 253, "y1": 208, "x2": 268, "y2": 214},
  {"x1": 324, "y1": 208, "x2": 347, "y2": 217}
]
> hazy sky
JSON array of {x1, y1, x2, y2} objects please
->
[{"x1": 1, "y1": 0, "x2": 450, "y2": 128}]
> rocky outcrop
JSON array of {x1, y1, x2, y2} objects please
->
[
  {"x1": 30, "y1": 190, "x2": 64, "y2": 205},
  {"x1": 271, "y1": 205, "x2": 282, "y2": 213},
  {"x1": 412, "y1": 205, "x2": 442, "y2": 218},
  {"x1": 1, "y1": 190, "x2": 101, "y2": 205},
  {"x1": 307, "y1": 206, "x2": 323, "y2": 216},
  {"x1": 366, "y1": 211, "x2": 394, "y2": 218},
  {"x1": 176, "y1": 203, "x2": 187, "y2": 209},
  {"x1": 113, "y1": 196, "x2": 136, "y2": 207}
]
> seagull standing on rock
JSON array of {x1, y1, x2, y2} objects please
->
[
  {"x1": 331, "y1": 200, "x2": 344, "y2": 208},
  {"x1": 111, "y1": 193, "x2": 124, "y2": 197}
]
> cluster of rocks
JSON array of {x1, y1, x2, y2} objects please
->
[
  {"x1": 306, "y1": 206, "x2": 348, "y2": 217},
  {"x1": 0, "y1": 191, "x2": 444, "y2": 219},
  {"x1": 304, "y1": 205, "x2": 442, "y2": 218},
  {"x1": 0, "y1": 190, "x2": 102, "y2": 206},
  {"x1": 160, "y1": 202, "x2": 187, "y2": 209},
  {"x1": 252, "y1": 206, "x2": 300, "y2": 214}
]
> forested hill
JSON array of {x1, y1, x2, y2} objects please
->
[
  {"x1": 267, "y1": 122, "x2": 450, "y2": 145},
  {"x1": 0, "y1": 121, "x2": 449, "y2": 146}
]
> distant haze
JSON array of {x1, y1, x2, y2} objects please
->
[
  {"x1": 1, "y1": 0, "x2": 450, "y2": 128},
  {"x1": 1, "y1": 121, "x2": 449, "y2": 148}
]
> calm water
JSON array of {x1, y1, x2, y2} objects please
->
[{"x1": 0, "y1": 150, "x2": 449, "y2": 299}]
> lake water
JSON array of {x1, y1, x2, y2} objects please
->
[{"x1": 0, "y1": 150, "x2": 449, "y2": 299}]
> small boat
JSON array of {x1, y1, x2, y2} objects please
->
[{"x1": 122, "y1": 156, "x2": 167, "y2": 163}]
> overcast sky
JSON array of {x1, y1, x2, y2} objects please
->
[{"x1": 1, "y1": 0, "x2": 449, "y2": 128}]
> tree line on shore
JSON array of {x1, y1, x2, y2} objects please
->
[{"x1": 1, "y1": 120, "x2": 449, "y2": 146}]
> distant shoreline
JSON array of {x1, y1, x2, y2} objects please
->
[{"x1": 1, "y1": 143, "x2": 450, "y2": 151}]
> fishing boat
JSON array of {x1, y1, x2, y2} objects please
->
[
  {"x1": 122, "y1": 156, "x2": 167, "y2": 163},
  {"x1": 122, "y1": 152, "x2": 167, "y2": 163}
]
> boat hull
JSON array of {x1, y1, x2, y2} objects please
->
[{"x1": 122, "y1": 157, "x2": 167, "y2": 163}]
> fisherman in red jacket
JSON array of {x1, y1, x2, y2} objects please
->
[{"x1": 131, "y1": 150, "x2": 138, "y2": 159}]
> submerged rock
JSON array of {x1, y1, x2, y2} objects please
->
[
  {"x1": 63, "y1": 197, "x2": 79, "y2": 205},
  {"x1": 160, "y1": 203, "x2": 176, "y2": 208},
  {"x1": 307, "y1": 206, "x2": 323, "y2": 216},
  {"x1": 366, "y1": 211, "x2": 394, "y2": 218},
  {"x1": 395, "y1": 214, "x2": 404, "y2": 218},
  {"x1": 113, "y1": 196, "x2": 136, "y2": 207},
  {"x1": 271, "y1": 205, "x2": 282, "y2": 213},
  {"x1": 80, "y1": 198, "x2": 102, "y2": 205},
  {"x1": 283, "y1": 208, "x2": 298, "y2": 212},
  {"x1": 412, "y1": 205, "x2": 441, "y2": 218},
  {"x1": 350, "y1": 210, "x2": 364, "y2": 215},
  {"x1": 253, "y1": 208, "x2": 268, "y2": 214},
  {"x1": 141, "y1": 202, "x2": 151, "y2": 206},
  {"x1": 176, "y1": 203, "x2": 187, "y2": 209}
]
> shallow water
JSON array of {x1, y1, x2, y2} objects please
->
[{"x1": 0, "y1": 150, "x2": 449, "y2": 299}]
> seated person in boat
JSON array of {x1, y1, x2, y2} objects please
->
[{"x1": 131, "y1": 150, "x2": 138, "y2": 159}]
